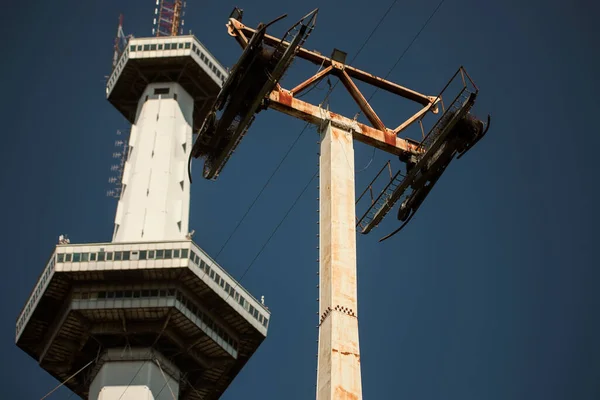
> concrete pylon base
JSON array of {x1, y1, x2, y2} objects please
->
[
  {"x1": 316, "y1": 122, "x2": 363, "y2": 400},
  {"x1": 89, "y1": 348, "x2": 180, "y2": 400}
]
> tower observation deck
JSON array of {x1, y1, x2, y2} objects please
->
[{"x1": 15, "y1": 13, "x2": 269, "y2": 400}]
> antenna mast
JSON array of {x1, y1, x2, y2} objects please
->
[
  {"x1": 112, "y1": 14, "x2": 124, "y2": 70},
  {"x1": 153, "y1": 0, "x2": 186, "y2": 36},
  {"x1": 112, "y1": 14, "x2": 133, "y2": 71}
]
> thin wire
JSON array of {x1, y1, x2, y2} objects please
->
[
  {"x1": 115, "y1": 318, "x2": 182, "y2": 400},
  {"x1": 353, "y1": 0, "x2": 447, "y2": 172},
  {"x1": 297, "y1": 59, "x2": 327, "y2": 99},
  {"x1": 357, "y1": 147, "x2": 377, "y2": 173},
  {"x1": 116, "y1": 349, "x2": 154, "y2": 400},
  {"x1": 316, "y1": 0, "x2": 400, "y2": 172},
  {"x1": 182, "y1": 375, "x2": 204, "y2": 398},
  {"x1": 321, "y1": 0, "x2": 400, "y2": 105},
  {"x1": 365, "y1": 0, "x2": 447, "y2": 104},
  {"x1": 214, "y1": 166, "x2": 318, "y2": 313},
  {"x1": 215, "y1": 122, "x2": 310, "y2": 259},
  {"x1": 116, "y1": 361, "x2": 148, "y2": 400},
  {"x1": 238, "y1": 169, "x2": 318, "y2": 282},
  {"x1": 40, "y1": 358, "x2": 96, "y2": 400},
  {"x1": 153, "y1": 380, "x2": 171, "y2": 400},
  {"x1": 352, "y1": 0, "x2": 399, "y2": 63},
  {"x1": 215, "y1": 51, "x2": 331, "y2": 260},
  {"x1": 155, "y1": 358, "x2": 177, "y2": 400}
]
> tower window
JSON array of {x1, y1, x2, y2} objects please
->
[{"x1": 154, "y1": 88, "x2": 170, "y2": 95}]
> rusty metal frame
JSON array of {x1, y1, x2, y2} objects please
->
[{"x1": 226, "y1": 17, "x2": 440, "y2": 156}]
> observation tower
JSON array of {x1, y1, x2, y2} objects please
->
[{"x1": 15, "y1": 3, "x2": 270, "y2": 399}]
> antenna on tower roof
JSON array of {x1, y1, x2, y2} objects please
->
[
  {"x1": 154, "y1": 0, "x2": 185, "y2": 37},
  {"x1": 112, "y1": 14, "x2": 133, "y2": 71}
]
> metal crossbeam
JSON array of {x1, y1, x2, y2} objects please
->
[{"x1": 226, "y1": 16, "x2": 441, "y2": 159}]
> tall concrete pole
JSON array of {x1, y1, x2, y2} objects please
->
[{"x1": 316, "y1": 121, "x2": 363, "y2": 400}]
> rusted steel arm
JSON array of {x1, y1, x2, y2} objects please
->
[
  {"x1": 269, "y1": 89, "x2": 423, "y2": 156},
  {"x1": 231, "y1": 24, "x2": 249, "y2": 48},
  {"x1": 339, "y1": 70, "x2": 386, "y2": 132},
  {"x1": 291, "y1": 65, "x2": 333, "y2": 95},
  {"x1": 227, "y1": 18, "x2": 435, "y2": 107},
  {"x1": 393, "y1": 104, "x2": 434, "y2": 135}
]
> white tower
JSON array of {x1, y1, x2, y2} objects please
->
[
  {"x1": 16, "y1": 35, "x2": 270, "y2": 400},
  {"x1": 114, "y1": 83, "x2": 193, "y2": 242}
]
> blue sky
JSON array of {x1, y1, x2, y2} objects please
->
[{"x1": 2, "y1": 0, "x2": 599, "y2": 398}]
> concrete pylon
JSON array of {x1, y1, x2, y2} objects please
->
[{"x1": 316, "y1": 121, "x2": 363, "y2": 400}]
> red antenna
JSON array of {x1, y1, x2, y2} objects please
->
[
  {"x1": 153, "y1": 0, "x2": 186, "y2": 36},
  {"x1": 112, "y1": 14, "x2": 124, "y2": 70},
  {"x1": 112, "y1": 14, "x2": 132, "y2": 71}
]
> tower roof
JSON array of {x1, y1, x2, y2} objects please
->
[{"x1": 107, "y1": 35, "x2": 228, "y2": 131}]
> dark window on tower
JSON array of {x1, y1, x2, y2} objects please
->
[
  {"x1": 150, "y1": 44, "x2": 157, "y2": 51},
  {"x1": 154, "y1": 87, "x2": 170, "y2": 95}
]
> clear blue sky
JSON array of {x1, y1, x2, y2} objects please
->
[{"x1": 2, "y1": 0, "x2": 599, "y2": 398}]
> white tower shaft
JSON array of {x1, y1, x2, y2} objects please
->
[{"x1": 113, "y1": 82, "x2": 193, "y2": 243}]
